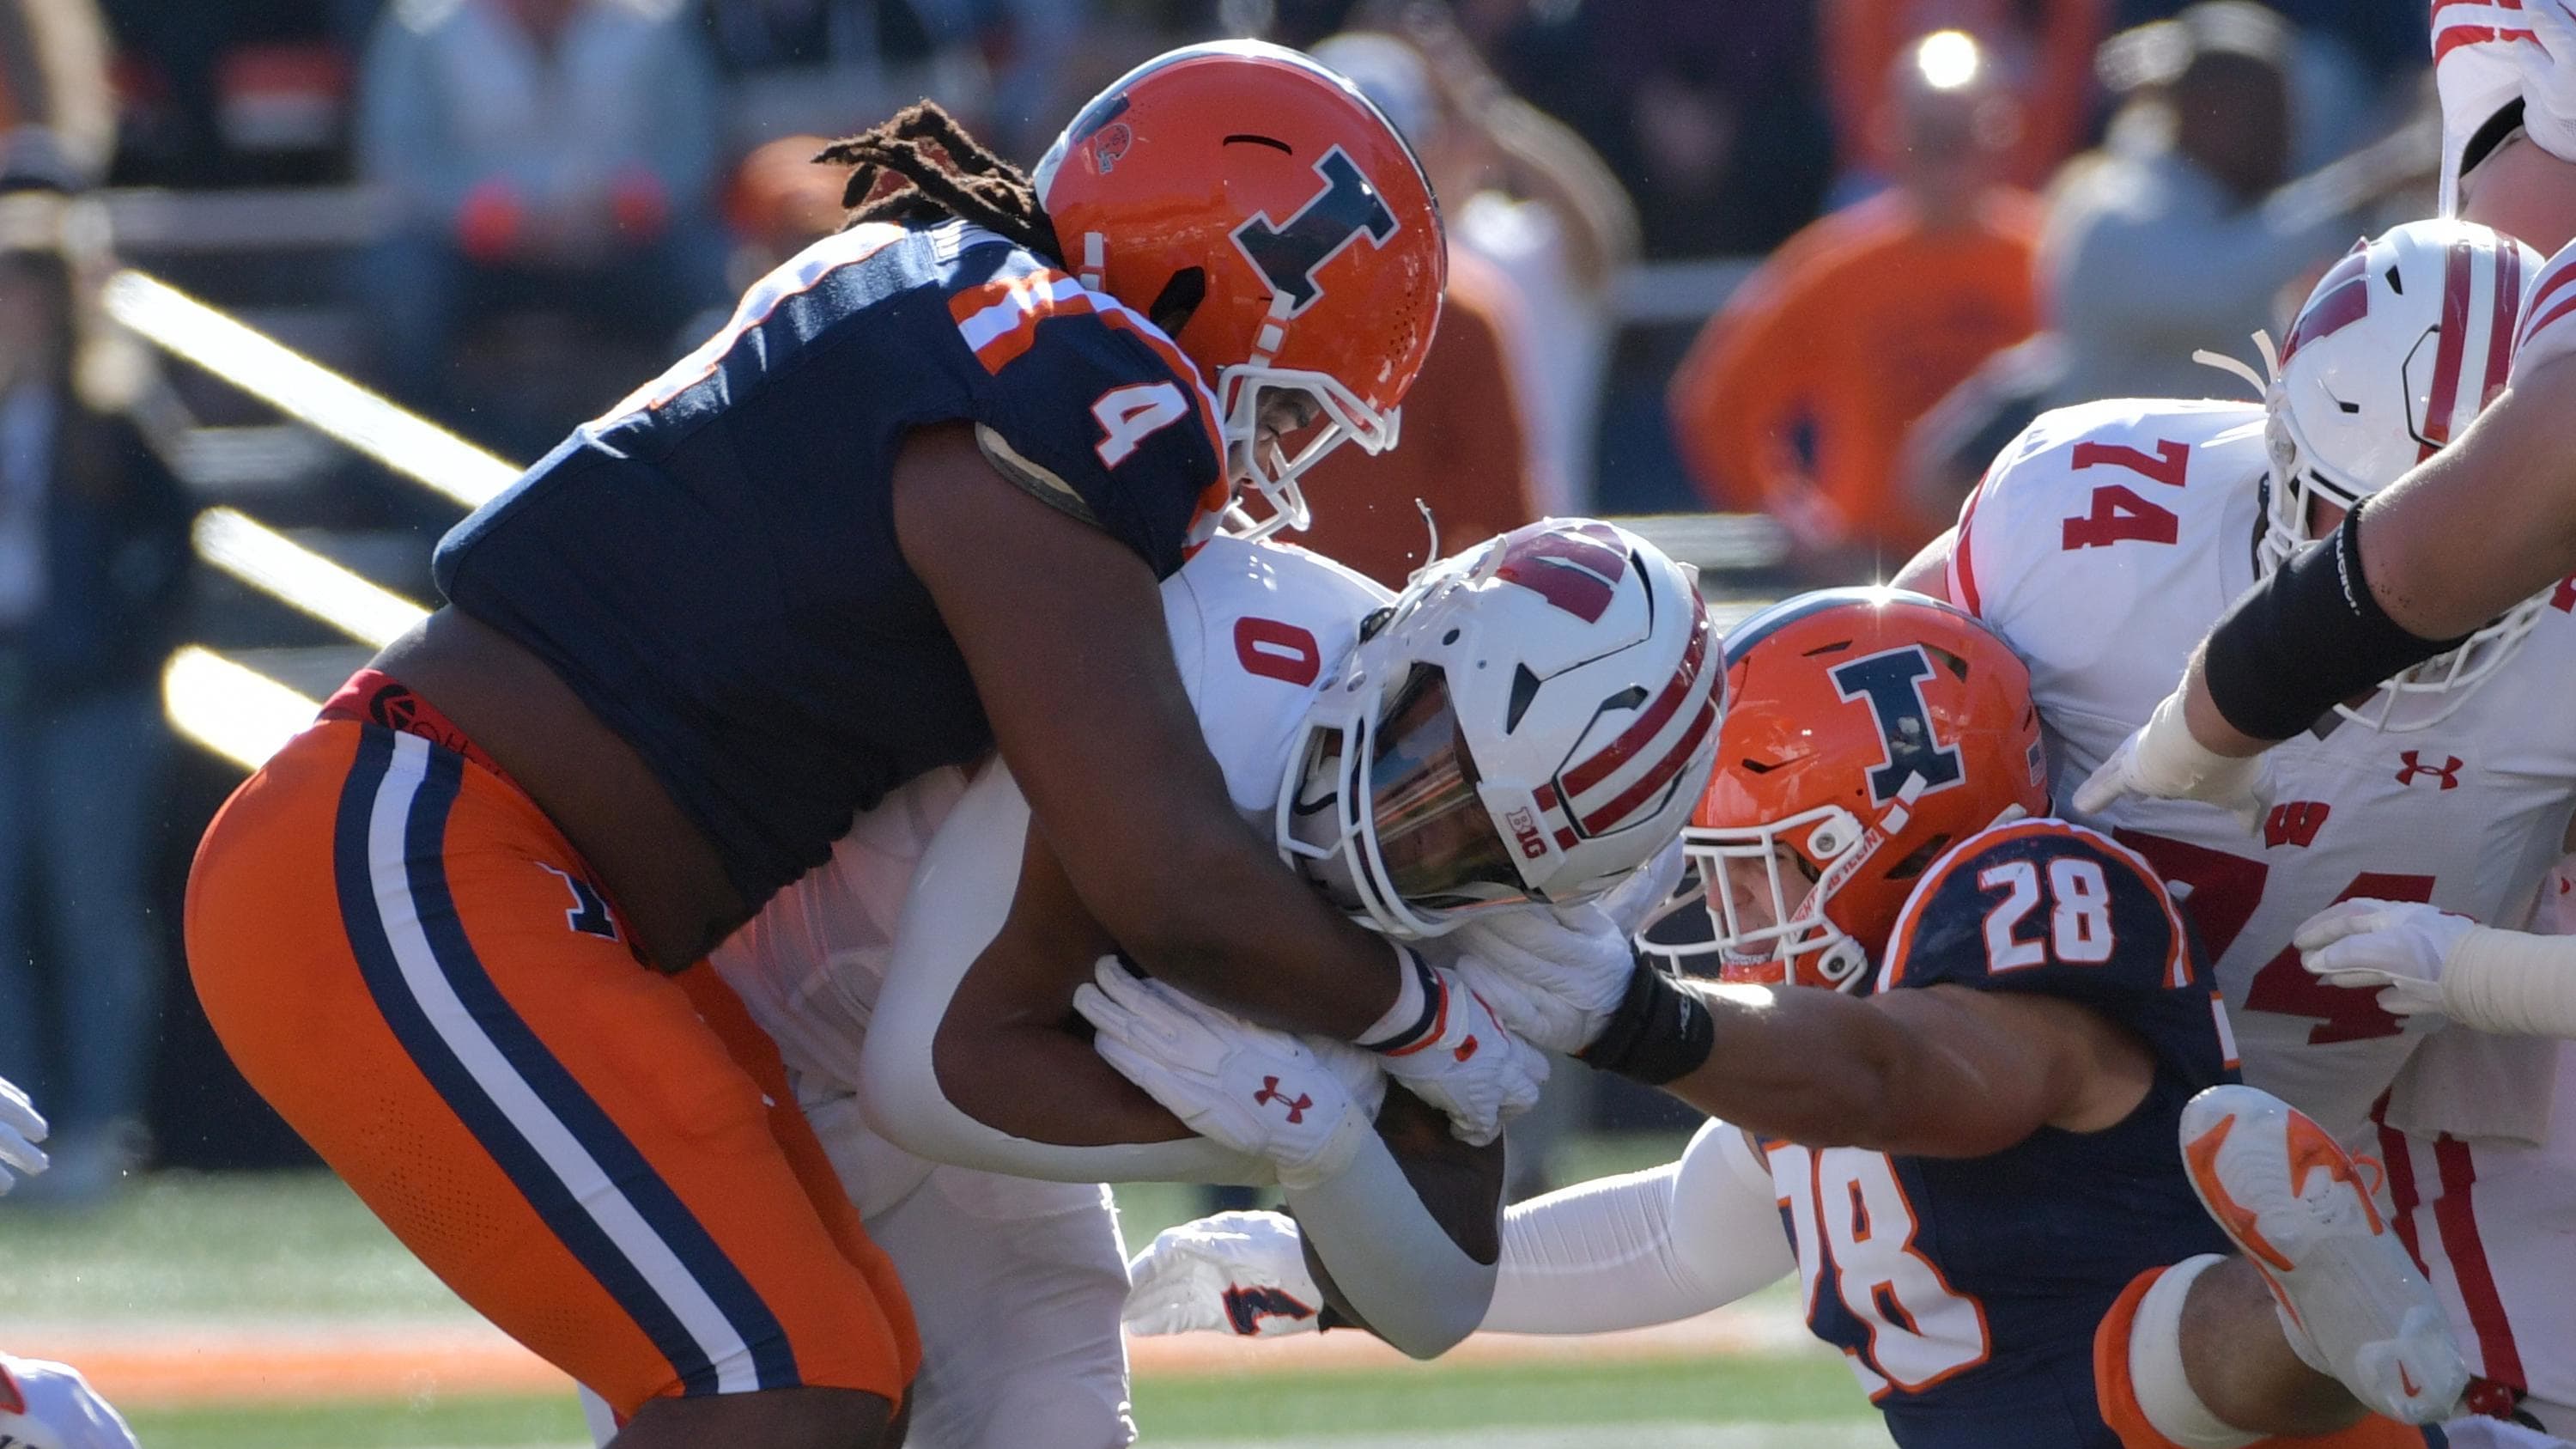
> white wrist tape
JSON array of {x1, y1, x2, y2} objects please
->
[
  {"x1": 2133, "y1": 691, "x2": 2261, "y2": 798},
  {"x1": 2441, "y1": 926, "x2": 2576, "y2": 1039},
  {"x1": 1359, "y1": 942, "x2": 1435, "y2": 1050}
]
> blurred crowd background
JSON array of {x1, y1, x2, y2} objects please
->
[{"x1": 0, "y1": 0, "x2": 2446, "y2": 1207}]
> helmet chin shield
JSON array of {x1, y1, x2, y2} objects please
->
[{"x1": 1277, "y1": 661, "x2": 1529, "y2": 937}]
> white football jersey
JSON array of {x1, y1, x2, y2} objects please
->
[
  {"x1": 712, "y1": 534, "x2": 1389, "y2": 1087},
  {"x1": 2518, "y1": 240, "x2": 2576, "y2": 378},
  {"x1": 1954, "y1": 399, "x2": 2576, "y2": 1144},
  {"x1": 2436, "y1": 1, "x2": 2537, "y2": 216}
]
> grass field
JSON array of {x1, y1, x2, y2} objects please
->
[{"x1": 0, "y1": 1144, "x2": 1890, "y2": 1448}]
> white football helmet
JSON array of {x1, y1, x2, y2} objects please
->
[
  {"x1": 0, "y1": 1356, "x2": 139, "y2": 1449},
  {"x1": 2205, "y1": 217, "x2": 2548, "y2": 731},
  {"x1": 1277, "y1": 519, "x2": 1722, "y2": 938}
]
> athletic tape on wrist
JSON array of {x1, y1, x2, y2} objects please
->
[
  {"x1": 1362, "y1": 944, "x2": 1446, "y2": 1055},
  {"x1": 2202, "y1": 497, "x2": 2468, "y2": 742},
  {"x1": 1579, "y1": 957, "x2": 1715, "y2": 1086}
]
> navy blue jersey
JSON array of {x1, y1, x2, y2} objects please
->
[
  {"x1": 432, "y1": 220, "x2": 1229, "y2": 908},
  {"x1": 1765, "y1": 819, "x2": 2241, "y2": 1449}
]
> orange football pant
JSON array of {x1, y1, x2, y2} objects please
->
[
  {"x1": 2095, "y1": 1264, "x2": 2437, "y2": 1449},
  {"x1": 185, "y1": 718, "x2": 919, "y2": 1416}
]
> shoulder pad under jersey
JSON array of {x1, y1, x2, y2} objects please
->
[
  {"x1": 1879, "y1": 817, "x2": 2196, "y2": 1003},
  {"x1": 1162, "y1": 536, "x2": 1390, "y2": 816},
  {"x1": 951, "y1": 230, "x2": 1231, "y2": 580},
  {"x1": 1947, "y1": 398, "x2": 2264, "y2": 627}
]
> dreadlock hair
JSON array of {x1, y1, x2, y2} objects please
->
[{"x1": 817, "y1": 102, "x2": 1063, "y2": 265}]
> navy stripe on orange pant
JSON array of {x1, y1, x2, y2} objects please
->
[{"x1": 331, "y1": 726, "x2": 797, "y2": 1395}]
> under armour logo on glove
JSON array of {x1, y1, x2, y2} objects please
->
[{"x1": 1253, "y1": 1076, "x2": 1312, "y2": 1123}]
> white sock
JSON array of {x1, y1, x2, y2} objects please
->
[{"x1": 2129, "y1": 1255, "x2": 2263, "y2": 1449}]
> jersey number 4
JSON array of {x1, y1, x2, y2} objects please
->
[
  {"x1": 1774, "y1": 1142, "x2": 1990, "y2": 1396},
  {"x1": 1093, "y1": 382, "x2": 1189, "y2": 467},
  {"x1": 2114, "y1": 829, "x2": 2430, "y2": 1044},
  {"x1": 2061, "y1": 440, "x2": 2189, "y2": 551}
]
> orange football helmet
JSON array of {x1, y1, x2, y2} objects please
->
[
  {"x1": 1643, "y1": 588, "x2": 2047, "y2": 992},
  {"x1": 1034, "y1": 40, "x2": 1444, "y2": 538}
]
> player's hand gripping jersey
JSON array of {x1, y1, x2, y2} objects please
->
[
  {"x1": 713, "y1": 531, "x2": 1388, "y2": 1094},
  {"x1": 1952, "y1": 399, "x2": 2576, "y2": 1147},
  {"x1": 1765, "y1": 818, "x2": 2235, "y2": 1448},
  {"x1": 433, "y1": 220, "x2": 1230, "y2": 910}
]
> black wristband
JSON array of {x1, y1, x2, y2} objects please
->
[
  {"x1": 1579, "y1": 956, "x2": 1715, "y2": 1087},
  {"x1": 2202, "y1": 497, "x2": 2470, "y2": 742}
]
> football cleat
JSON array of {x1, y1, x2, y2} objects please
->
[{"x1": 2179, "y1": 1084, "x2": 2467, "y2": 1425}]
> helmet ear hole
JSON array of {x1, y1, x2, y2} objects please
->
[{"x1": 1148, "y1": 266, "x2": 1207, "y2": 337}]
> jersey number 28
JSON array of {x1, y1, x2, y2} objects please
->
[{"x1": 1773, "y1": 1142, "x2": 1990, "y2": 1396}]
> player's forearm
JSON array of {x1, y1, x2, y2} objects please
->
[
  {"x1": 2439, "y1": 927, "x2": 2576, "y2": 1038},
  {"x1": 1659, "y1": 983, "x2": 1922, "y2": 1149},
  {"x1": 902, "y1": 445, "x2": 1400, "y2": 1038},
  {"x1": 2192, "y1": 371, "x2": 2576, "y2": 745},
  {"x1": 2360, "y1": 368, "x2": 2576, "y2": 639},
  {"x1": 1094, "y1": 819, "x2": 1400, "y2": 1038},
  {"x1": 1662, "y1": 983, "x2": 2048, "y2": 1157},
  {"x1": 1286, "y1": 1128, "x2": 1496, "y2": 1359}
]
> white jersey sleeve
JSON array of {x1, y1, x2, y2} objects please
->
[
  {"x1": 2436, "y1": 3, "x2": 2546, "y2": 214},
  {"x1": 2516, "y1": 240, "x2": 2576, "y2": 377}
]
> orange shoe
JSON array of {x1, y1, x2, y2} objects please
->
[{"x1": 2180, "y1": 1085, "x2": 2465, "y2": 1426}]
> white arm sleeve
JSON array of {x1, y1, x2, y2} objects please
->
[
  {"x1": 1283, "y1": 1127, "x2": 1498, "y2": 1360},
  {"x1": 858, "y1": 762, "x2": 1273, "y2": 1185},
  {"x1": 1481, "y1": 1118, "x2": 1795, "y2": 1335},
  {"x1": 2445, "y1": 926, "x2": 2576, "y2": 1040}
]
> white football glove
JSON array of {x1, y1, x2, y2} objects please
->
[
  {"x1": 1599, "y1": 837, "x2": 1689, "y2": 939},
  {"x1": 2073, "y1": 689, "x2": 2275, "y2": 834},
  {"x1": 1439, "y1": 903, "x2": 1639, "y2": 1055},
  {"x1": 1075, "y1": 958, "x2": 1374, "y2": 1188},
  {"x1": 1123, "y1": 1209, "x2": 1325, "y2": 1338},
  {"x1": 1370, "y1": 965, "x2": 1547, "y2": 1147},
  {"x1": 0, "y1": 1355, "x2": 141, "y2": 1449},
  {"x1": 2296, "y1": 899, "x2": 2475, "y2": 1020},
  {"x1": 0, "y1": 1076, "x2": 48, "y2": 1195}
]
